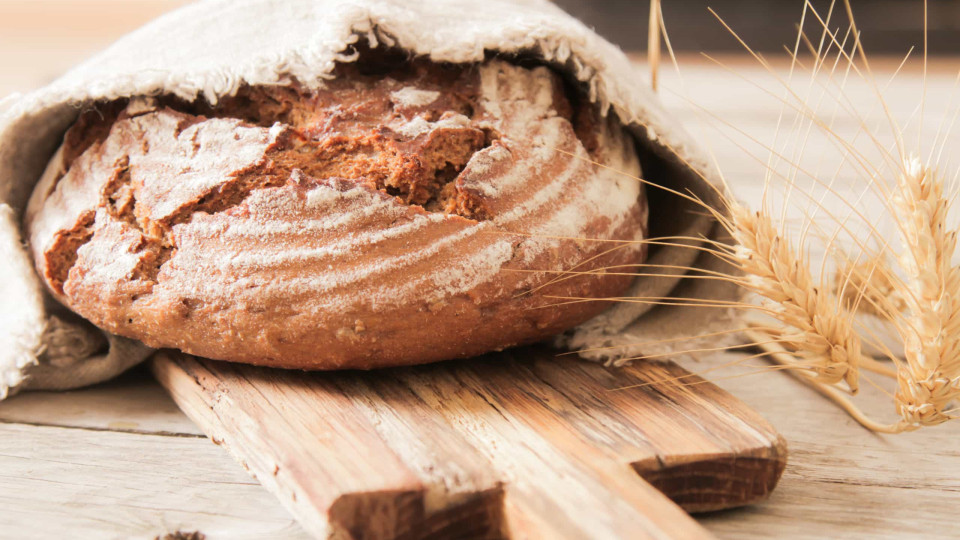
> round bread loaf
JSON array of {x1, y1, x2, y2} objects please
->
[{"x1": 25, "y1": 57, "x2": 648, "y2": 369}]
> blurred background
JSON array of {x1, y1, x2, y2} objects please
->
[
  {"x1": 2, "y1": 0, "x2": 956, "y2": 97},
  {"x1": 556, "y1": 0, "x2": 960, "y2": 54},
  {"x1": 0, "y1": 0, "x2": 187, "y2": 95}
]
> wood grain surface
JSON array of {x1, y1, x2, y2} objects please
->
[
  {"x1": 150, "y1": 347, "x2": 786, "y2": 539},
  {"x1": 0, "y1": 422, "x2": 303, "y2": 539}
]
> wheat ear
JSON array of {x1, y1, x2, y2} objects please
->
[
  {"x1": 836, "y1": 255, "x2": 907, "y2": 319},
  {"x1": 726, "y1": 203, "x2": 862, "y2": 393},
  {"x1": 891, "y1": 156, "x2": 960, "y2": 430}
]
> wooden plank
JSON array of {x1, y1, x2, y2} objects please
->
[
  {"x1": 372, "y1": 356, "x2": 703, "y2": 539},
  {"x1": 153, "y1": 354, "x2": 428, "y2": 540},
  {"x1": 704, "y1": 480, "x2": 960, "y2": 540},
  {"x1": 0, "y1": 422, "x2": 306, "y2": 539},
  {"x1": 0, "y1": 366, "x2": 201, "y2": 436},
  {"x1": 151, "y1": 346, "x2": 786, "y2": 539}
]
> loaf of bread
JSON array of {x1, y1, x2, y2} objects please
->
[{"x1": 25, "y1": 55, "x2": 647, "y2": 369}]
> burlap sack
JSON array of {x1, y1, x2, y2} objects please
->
[{"x1": 0, "y1": 0, "x2": 737, "y2": 398}]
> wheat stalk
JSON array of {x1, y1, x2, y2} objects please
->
[{"x1": 647, "y1": 0, "x2": 661, "y2": 92}]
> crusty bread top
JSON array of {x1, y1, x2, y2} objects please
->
[{"x1": 25, "y1": 58, "x2": 645, "y2": 361}]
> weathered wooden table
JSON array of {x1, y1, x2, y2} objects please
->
[{"x1": 2, "y1": 2, "x2": 958, "y2": 538}]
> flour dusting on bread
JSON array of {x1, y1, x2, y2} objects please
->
[{"x1": 25, "y1": 57, "x2": 647, "y2": 368}]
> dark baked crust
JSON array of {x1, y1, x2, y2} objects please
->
[{"x1": 26, "y1": 58, "x2": 648, "y2": 369}]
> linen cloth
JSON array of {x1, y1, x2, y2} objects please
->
[{"x1": 0, "y1": 0, "x2": 736, "y2": 398}]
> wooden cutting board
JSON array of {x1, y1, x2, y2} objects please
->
[{"x1": 151, "y1": 346, "x2": 786, "y2": 539}]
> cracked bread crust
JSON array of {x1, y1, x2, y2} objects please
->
[{"x1": 25, "y1": 58, "x2": 648, "y2": 370}]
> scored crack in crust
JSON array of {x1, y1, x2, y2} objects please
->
[{"x1": 25, "y1": 56, "x2": 649, "y2": 369}]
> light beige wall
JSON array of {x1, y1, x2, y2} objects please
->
[{"x1": 0, "y1": 0, "x2": 190, "y2": 96}]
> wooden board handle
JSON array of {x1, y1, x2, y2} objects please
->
[{"x1": 152, "y1": 346, "x2": 785, "y2": 539}]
